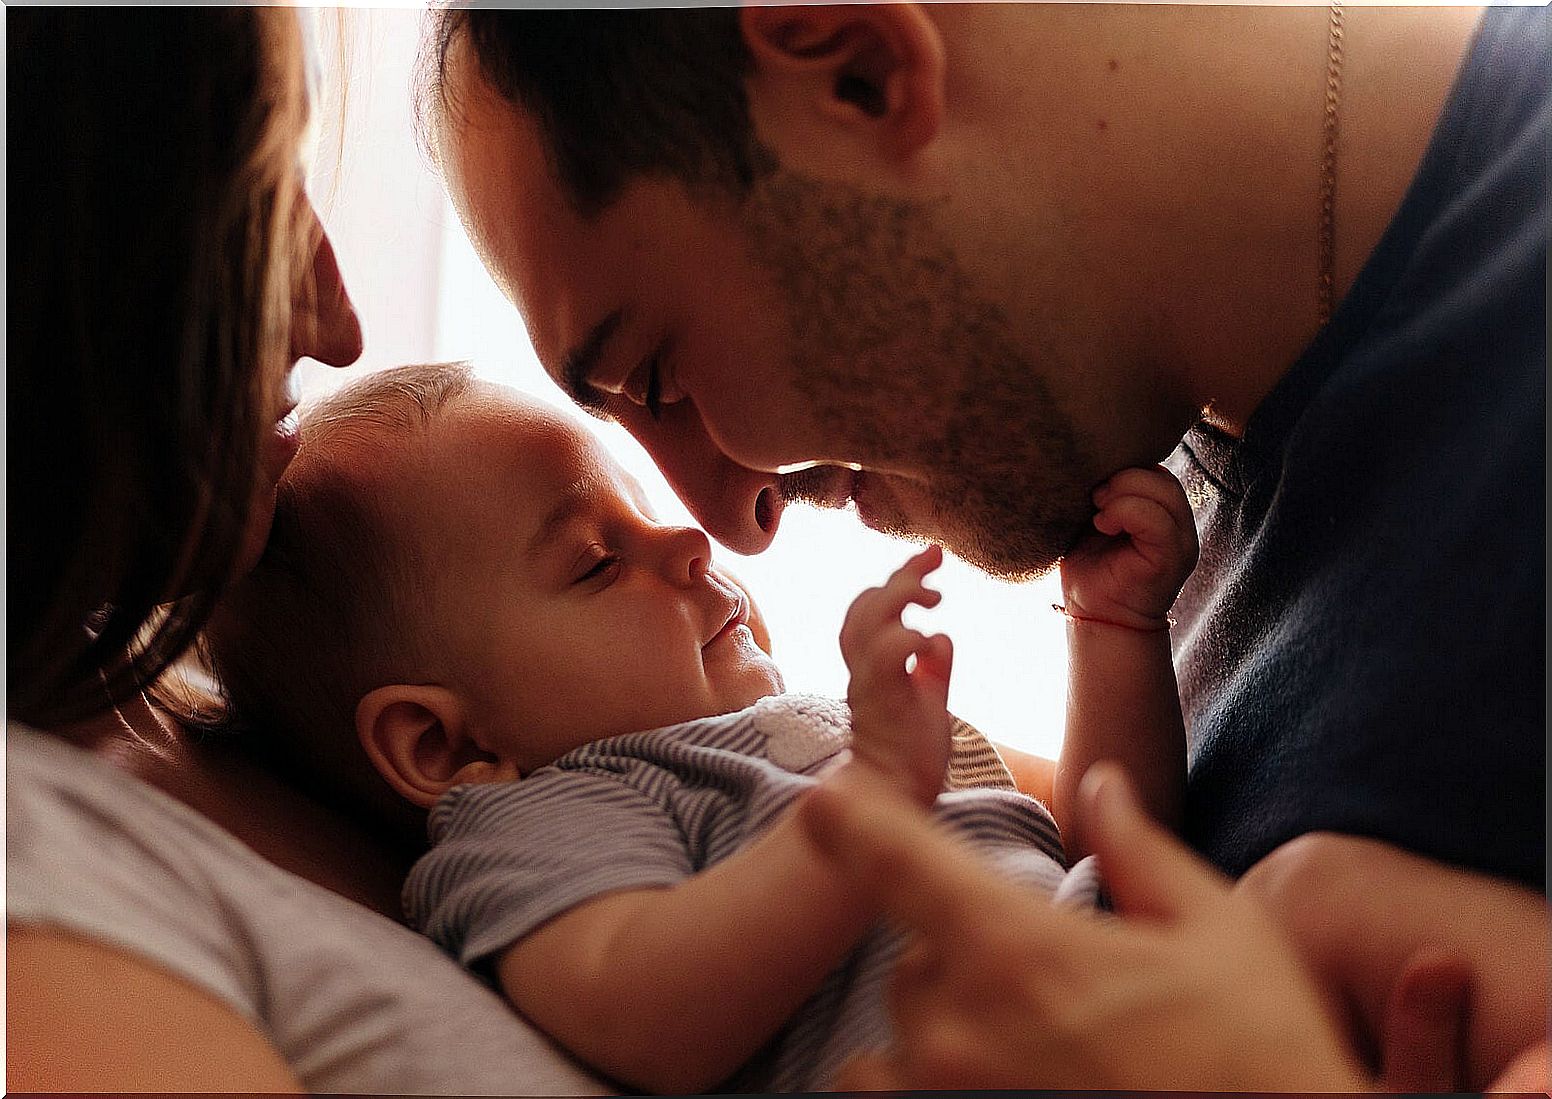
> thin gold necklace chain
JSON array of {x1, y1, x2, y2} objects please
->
[{"x1": 1318, "y1": 0, "x2": 1345, "y2": 325}]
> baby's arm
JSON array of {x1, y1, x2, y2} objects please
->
[
  {"x1": 494, "y1": 551, "x2": 953, "y2": 1095},
  {"x1": 496, "y1": 798, "x2": 879, "y2": 1093},
  {"x1": 995, "y1": 741, "x2": 1057, "y2": 804},
  {"x1": 1054, "y1": 466, "x2": 1198, "y2": 858}
]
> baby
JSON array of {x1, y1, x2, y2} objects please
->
[{"x1": 208, "y1": 362, "x2": 1197, "y2": 1093}]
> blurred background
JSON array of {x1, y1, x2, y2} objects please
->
[{"x1": 304, "y1": 9, "x2": 1070, "y2": 758}]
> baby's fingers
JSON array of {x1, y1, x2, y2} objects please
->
[
  {"x1": 1092, "y1": 493, "x2": 1199, "y2": 569},
  {"x1": 841, "y1": 547, "x2": 946, "y2": 661},
  {"x1": 874, "y1": 547, "x2": 946, "y2": 621},
  {"x1": 1093, "y1": 465, "x2": 1195, "y2": 531},
  {"x1": 912, "y1": 633, "x2": 954, "y2": 686},
  {"x1": 851, "y1": 623, "x2": 937, "y2": 685},
  {"x1": 894, "y1": 543, "x2": 945, "y2": 582},
  {"x1": 1092, "y1": 493, "x2": 1179, "y2": 545}
]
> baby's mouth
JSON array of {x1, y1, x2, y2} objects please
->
[{"x1": 704, "y1": 591, "x2": 750, "y2": 650}]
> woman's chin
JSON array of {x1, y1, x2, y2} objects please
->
[
  {"x1": 230, "y1": 415, "x2": 302, "y2": 580},
  {"x1": 266, "y1": 409, "x2": 302, "y2": 481},
  {"x1": 231, "y1": 487, "x2": 279, "y2": 581}
]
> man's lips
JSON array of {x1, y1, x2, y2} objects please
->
[{"x1": 777, "y1": 464, "x2": 859, "y2": 511}]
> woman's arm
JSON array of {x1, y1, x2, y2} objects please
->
[
  {"x1": 495, "y1": 780, "x2": 881, "y2": 1094},
  {"x1": 8, "y1": 927, "x2": 303, "y2": 1093}
]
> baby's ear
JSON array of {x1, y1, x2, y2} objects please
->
[{"x1": 357, "y1": 685, "x2": 518, "y2": 809}]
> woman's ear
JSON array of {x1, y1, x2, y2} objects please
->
[
  {"x1": 740, "y1": 3, "x2": 946, "y2": 162},
  {"x1": 356, "y1": 685, "x2": 519, "y2": 809}
]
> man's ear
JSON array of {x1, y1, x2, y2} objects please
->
[
  {"x1": 356, "y1": 685, "x2": 519, "y2": 809},
  {"x1": 740, "y1": 3, "x2": 945, "y2": 162}
]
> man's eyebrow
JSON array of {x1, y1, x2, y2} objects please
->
[{"x1": 558, "y1": 310, "x2": 624, "y2": 413}]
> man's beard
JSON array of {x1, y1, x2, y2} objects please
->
[
  {"x1": 774, "y1": 464, "x2": 841, "y2": 509},
  {"x1": 747, "y1": 169, "x2": 1097, "y2": 580}
]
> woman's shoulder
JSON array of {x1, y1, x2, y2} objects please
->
[
  {"x1": 9, "y1": 722, "x2": 302, "y2": 1049},
  {"x1": 7, "y1": 721, "x2": 290, "y2": 931},
  {"x1": 6, "y1": 722, "x2": 606, "y2": 1095},
  {"x1": 10, "y1": 719, "x2": 254, "y2": 843}
]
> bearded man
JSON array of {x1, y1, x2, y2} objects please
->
[{"x1": 416, "y1": 5, "x2": 1546, "y2": 1090}]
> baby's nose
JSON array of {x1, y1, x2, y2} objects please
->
[{"x1": 657, "y1": 524, "x2": 712, "y2": 586}]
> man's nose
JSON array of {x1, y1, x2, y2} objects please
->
[
  {"x1": 291, "y1": 205, "x2": 364, "y2": 368},
  {"x1": 627, "y1": 403, "x2": 784, "y2": 556}
]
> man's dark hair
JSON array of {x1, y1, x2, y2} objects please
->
[{"x1": 418, "y1": 7, "x2": 773, "y2": 216}]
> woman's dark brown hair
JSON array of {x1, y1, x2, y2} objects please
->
[{"x1": 7, "y1": 9, "x2": 311, "y2": 726}]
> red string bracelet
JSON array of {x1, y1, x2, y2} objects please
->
[{"x1": 1052, "y1": 603, "x2": 1175, "y2": 633}]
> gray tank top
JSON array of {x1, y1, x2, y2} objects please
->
[{"x1": 6, "y1": 723, "x2": 608, "y2": 1095}]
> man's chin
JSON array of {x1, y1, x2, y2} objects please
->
[
  {"x1": 858, "y1": 474, "x2": 1077, "y2": 583},
  {"x1": 948, "y1": 534, "x2": 1063, "y2": 583},
  {"x1": 850, "y1": 476, "x2": 955, "y2": 556},
  {"x1": 785, "y1": 466, "x2": 1079, "y2": 581}
]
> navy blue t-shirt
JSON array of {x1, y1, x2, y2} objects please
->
[{"x1": 1169, "y1": 8, "x2": 1546, "y2": 889}]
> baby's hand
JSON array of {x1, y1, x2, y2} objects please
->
[
  {"x1": 840, "y1": 546, "x2": 954, "y2": 806},
  {"x1": 1059, "y1": 466, "x2": 1199, "y2": 629}
]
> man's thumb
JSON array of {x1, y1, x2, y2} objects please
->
[{"x1": 1079, "y1": 762, "x2": 1228, "y2": 922}]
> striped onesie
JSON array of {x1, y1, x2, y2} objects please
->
[{"x1": 404, "y1": 693, "x2": 1099, "y2": 1092}]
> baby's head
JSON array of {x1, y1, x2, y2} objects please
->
[{"x1": 208, "y1": 363, "x2": 782, "y2": 828}]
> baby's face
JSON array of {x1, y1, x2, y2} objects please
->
[{"x1": 390, "y1": 385, "x2": 783, "y2": 773}]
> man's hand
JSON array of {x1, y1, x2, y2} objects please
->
[
  {"x1": 840, "y1": 545, "x2": 954, "y2": 806},
  {"x1": 799, "y1": 762, "x2": 1370, "y2": 1092},
  {"x1": 1237, "y1": 831, "x2": 1549, "y2": 1091},
  {"x1": 1380, "y1": 948, "x2": 1472, "y2": 1091},
  {"x1": 1060, "y1": 464, "x2": 1198, "y2": 629}
]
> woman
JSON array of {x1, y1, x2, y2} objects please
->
[{"x1": 8, "y1": 11, "x2": 603, "y2": 1092}]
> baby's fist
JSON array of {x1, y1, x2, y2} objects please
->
[{"x1": 1060, "y1": 465, "x2": 1199, "y2": 628}]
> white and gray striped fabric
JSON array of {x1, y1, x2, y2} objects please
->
[{"x1": 404, "y1": 693, "x2": 1097, "y2": 1092}]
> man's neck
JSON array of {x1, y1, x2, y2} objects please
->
[
  {"x1": 958, "y1": 4, "x2": 1483, "y2": 439},
  {"x1": 1179, "y1": 5, "x2": 1483, "y2": 435}
]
